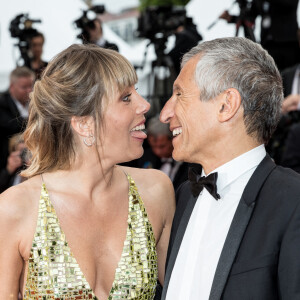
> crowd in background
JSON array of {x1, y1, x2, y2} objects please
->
[{"x1": 2, "y1": 0, "x2": 300, "y2": 193}]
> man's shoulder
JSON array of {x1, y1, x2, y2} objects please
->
[
  {"x1": 263, "y1": 164, "x2": 300, "y2": 204},
  {"x1": 175, "y1": 180, "x2": 192, "y2": 208},
  {"x1": 104, "y1": 41, "x2": 119, "y2": 52},
  {"x1": 272, "y1": 164, "x2": 300, "y2": 183},
  {"x1": 0, "y1": 90, "x2": 13, "y2": 106},
  {"x1": 281, "y1": 64, "x2": 299, "y2": 78}
]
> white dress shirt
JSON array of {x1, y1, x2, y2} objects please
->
[
  {"x1": 291, "y1": 65, "x2": 300, "y2": 96},
  {"x1": 166, "y1": 145, "x2": 266, "y2": 300},
  {"x1": 12, "y1": 97, "x2": 29, "y2": 118}
]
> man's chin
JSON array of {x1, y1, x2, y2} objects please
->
[{"x1": 172, "y1": 149, "x2": 185, "y2": 162}]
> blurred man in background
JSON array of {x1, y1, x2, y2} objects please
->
[
  {"x1": 27, "y1": 31, "x2": 48, "y2": 78},
  {"x1": 168, "y1": 17, "x2": 202, "y2": 75},
  {"x1": 137, "y1": 116, "x2": 189, "y2": 191},
  {"x1": 86, "y1": 18, "x2": 119, "y2": 51},
  {"x1": 220, "y1": 0, "x2": 300, "y2": 71},
  {"x1": 0, "y1": 67, "x2": 34, "y2": 180}
]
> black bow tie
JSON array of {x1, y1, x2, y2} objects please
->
[{"x1": 188, "y1": 167, "x2": 220, "y2": 200}]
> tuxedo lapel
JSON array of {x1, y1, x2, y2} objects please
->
[
  {"x1": 282, "y1": 64, "x2": 298, "y2": 96},
  {"x1": 162, "y1": 192, "x2": 197, "y2": 300},
  {"x1": 209, "y1": 155, "x2": 276, "y2": 300},
  {"x1": 6, "y1": 93, "x2": 22, "y2": 121}
]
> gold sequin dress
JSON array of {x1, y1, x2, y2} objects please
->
[{"x1": 23, "y1": 174, "x2": 158, "y2": 299}]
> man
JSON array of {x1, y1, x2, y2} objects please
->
[
  {"x1": 168, "y1": 17, "x2": 202, "y2": 76},
  {"x1": 0, "y1": 67, "x2": 34, "y2": 172},
  {"x1": 267, "y1": 63, "x2": 300, "y2": 163},
  {"x1": 220, "y1": 0, "x2": 300, "y2": 71},
  {"x1": 85, "y1": 18, "x2": 119, "y2": 52},
  {"x1": 160, "y1": 37, "x2": 300, "y2": 299},
  {"x1": 138, "y1": 116, "x2": 188, "y2": 191},
  {"x1": 27, "y1": 31, "x2": 48, "y2": 79}
]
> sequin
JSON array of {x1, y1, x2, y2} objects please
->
[{"x1": 23, "y1": 174, "x2": 158, "y2": 299}]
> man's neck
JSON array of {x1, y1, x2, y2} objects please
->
[{"x1": 201, "y1": 141, "x2": 262, "y2": 175}]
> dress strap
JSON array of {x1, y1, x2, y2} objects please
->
[{"x1": 40, "y1": 173, "x2": 45, "y2": 184}]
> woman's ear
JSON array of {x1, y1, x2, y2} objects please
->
[
  {"x1": 217, "y1": 88, "x2": 242, "y2": 123},
  {"x1": 71, "y1": 116, "x2": 94, "y2": 137}
]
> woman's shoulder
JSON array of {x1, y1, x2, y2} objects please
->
[
  {"x1": 122, "y1": 166, "x2": 173, "y2": 190},
  {"x1": 0, "y1": 177, "x2": 41, "y2": 223},
  {"x1": 120, "y1": 166, "x2": 175, "y2": 207}
]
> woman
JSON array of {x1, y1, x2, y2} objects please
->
[{"x1": 0, "y1": 44, "x2": 175, "y2": 299}]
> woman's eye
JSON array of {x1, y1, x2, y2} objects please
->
[{"x1": 122, "y1": 93, "x2": 132, "y2": 102}]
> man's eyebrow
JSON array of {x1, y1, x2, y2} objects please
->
[{"x1": 173, "y1": 83, "x2": 182, "y2": 91}]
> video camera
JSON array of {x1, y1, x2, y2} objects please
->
[
  {"x1": 74, "y1": 5, "x2": 105, "y2": 42},
  {"x1": 9, "y1": 14, "x2": 41, "y2": 67},
  {"x1": 137, "y1": 6, "x2": 187, "y2": 42}
]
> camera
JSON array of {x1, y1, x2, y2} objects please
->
[
  {"x1": 137, "y1": 6, "x2": 187, "y2": 42},
  {"x1": 74, "y1": 5, "x2": 105, "y2": 42},
  {"x1": 9, "y1": 14, "x2": 41, "y2": 67},
  {"x1": 20, "y1": 148, "x2": 30, "y2": 165}
]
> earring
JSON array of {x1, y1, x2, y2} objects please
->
[{"x1": 83, "y1": 133, "x2": 95, "y2": 147}]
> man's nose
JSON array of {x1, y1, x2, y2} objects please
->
[{"x1": 160, "y1": 98, "x2": 175, "y2": 124}]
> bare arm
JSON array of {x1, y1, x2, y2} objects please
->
[
  {"x1": 0, "y1": 191, "x2": 25, "y2": 299},
  {"x1": 154, "y1": 174, "x2": 175, "y2": 285}
]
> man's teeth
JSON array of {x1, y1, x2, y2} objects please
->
[
  {"x1": 173, "y1": 128, "x2": 182, "y2": 137},
  {"x1": 131, "y1": 124, "x2": 145, "y2": 131}
]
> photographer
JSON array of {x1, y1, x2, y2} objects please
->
[
  {"x1": 219, "y1": 0, "x2": 300, "y2": 71},
  {"x1": 168, "y1": 17, "x2": 202, "y2": 75},
  {"x1": 85, "y1": 18, "x2": 119, "y2": 51},
  {"x1": 9, "y1": 14, "x2": 47, "y2": 75},
  {"x1": 74, "y1": 6, "x2": 118, "y2": 52},
  {"x1": 0, "y1": 134, "x2": 28, "y2": 193},
  {"x1": 27, "y1": 31, "x2": 48, "y2": 79},
  {"x1": 0, "y1": 67, "x2": 34, "y2": 174}
]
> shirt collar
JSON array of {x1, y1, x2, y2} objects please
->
[
  {"x1": 203, "y1": 145, "x2": 266, "y2": 193},
  {"x1": 11, "y1": 97, "x2": 29, "y2": 118},
  {"x1": 97, "y1": 37, "x2": 106, "y2": 47}
]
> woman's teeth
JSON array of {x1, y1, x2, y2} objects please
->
[{"x1": 131, "y1": 124, "x2": 145, "y2": 131}]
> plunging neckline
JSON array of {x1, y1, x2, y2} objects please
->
[{"x1": 27, "y1": 175, "x2": 132, "y2": 299}]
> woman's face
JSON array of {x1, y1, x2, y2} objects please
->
[{"x1": 99, "y1": 85, "x2": 150, "y2": 164}]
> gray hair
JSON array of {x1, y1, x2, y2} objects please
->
[
  {"x1": 10, "y1": 66, "x2": 35, "y2": 82},
  {"x1": 182, "y1": 37, "x2": 283, "y2": 143},
  {"x1": 147, "y1": 116, "x2": 172, "y2": 138}
]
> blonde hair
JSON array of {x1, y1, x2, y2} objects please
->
[{"x1": 22, "y1": 44, "x2": 137, "y2": 177}]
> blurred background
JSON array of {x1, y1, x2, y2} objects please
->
[
  {"x1": 0, "y1": 0, "x2": 262, "y2": 90},
  {"x1": 2, "y1": 0, "x2": 300, "y2": 193}
]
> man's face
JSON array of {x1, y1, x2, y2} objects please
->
[
  {"x1": 148, "y1": 135, "x2": 173, "y2": 158},
  {"x1": 10, "y1": 76, "x2": 34, "y2": 106},
  {"x1": 30, "y1": 36, "x2": 44, "y2": 59},
  {"x1": 88, "y1": 19, "x2": 103, "y2": 43},
  {"x1": 160, "y1": 56, "x2": 220, "y2": 163}
]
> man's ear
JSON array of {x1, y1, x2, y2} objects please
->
[
  {"x1": 217, "y1": 88, "x2": 242, "y2": 123},
  {"x1": 70, "y1": 116, "x2": 94, "y2": 137}
]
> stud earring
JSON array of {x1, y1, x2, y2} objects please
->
[{"x1": 83, "y1": 133, "x2": 95, "y2": 147}]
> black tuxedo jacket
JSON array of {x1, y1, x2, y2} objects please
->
[
  {"x1": 281, "y1": 64, "x2": 299, "y2": 97},
  {"x1": 247, "y1": 0, "x2": 299, "y2": 44},
  {"x1": 281, "y1": 123, "x2": 300, "y2": 173},
  {"x1": 102, "y1": 41, "x2": 119, "y2": 52},
  {"x1": 0, "y1": 91, "x2": 27, "y2": 169},
  {"x1": 162, "y1": 155, "x2": 300, "y2": 299}
]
